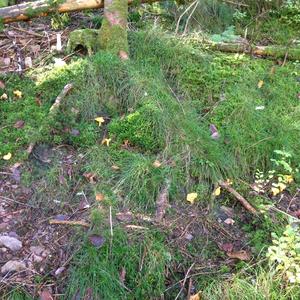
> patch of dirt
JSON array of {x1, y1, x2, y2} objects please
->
[{"x1": 0, "y1": 145, "x2": 91, "y2": 297}]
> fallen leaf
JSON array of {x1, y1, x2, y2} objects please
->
[
  {"x1": 220, "y1": 242, "x2": 233, "y2": 252},
  {"x1": 119, "y1": 50, "x2": 129, "y2": 60},
  {"x1": 187, "y1": 192, "x2": 198, "y2": 204},
  {"x1": 78, "y1": 198, "x2": 90, "y2": 210},
  {"x1": 153, "y1": 160, "x2": 162, "y2": 168},
  {"x1": 227, "y1": 250, "x2": 251, "y2": 261},
  {"x1": 214, "y1": 187, "x2": 221, "y2": 196},
  {"x1": 94, "y1": 117, "x2": 105, "y2": 126},
  {"x1": 39, "y1": 289, "x2": 54, "y2": 300},
  {"x1": 0, "y1": 80, "x2": 5, "y2": 89},
  {"x1": 88, "y1": 235, "x2": 105, "y2": 248},
  {"x1": 116, "y1": 211, "x2": 133, "y2": 222},
  {"x1": 35, "y1": 97, "x2": 42, "y2": 106},
  {"x1": 189, "y1": 292, "x2": 201, "y2": 300},
  {"x1": 257, "y1": 80, "x2": 264, "y2": 88},
  {"x1": 210, "y1": 124, "x2": 220, "y2": 140},
  {"x1": 224, "y1": 218, "x2": 235, "y2": 225},
  {"x1": 13, "y1": 90, "x2": 22, "y2": 98},
  {"x1": 0, "y1": 93, "x2": 8, "y2": 100},
  {"x1": 96, "y1": 193, "x2": 105, "y2": 201},
  {"x1": 119, "y1": 267, "x2": 126, "y2": 284},
  {"x1": 13, "y1": 120, "x2": 25, "y2": 129},
  {"x1": 111, "y1": 165, "x2": 120, "y2": 171},
  {"x1": 83, "y1": 172, "x2": 97, "y2": 184},
  {"x1": 3, "y1": 153, "x2": 12, "y2": 160},
  {"x1": 292, "y1": 209, "x2": 300, "y2": 218},
  {"x1": 101, "y1": 138, "x2": 111, "y2": 146}
]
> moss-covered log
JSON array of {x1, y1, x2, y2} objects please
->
[
  {"x1": 0, "y1": 0, "x2": 158, "y2": 24},
  {"x1": 209, "y1": 42, "x2": 300, "y2": 60},
  {"x1": 99, "y1": 0, "x2": 128, "y2": 57}
]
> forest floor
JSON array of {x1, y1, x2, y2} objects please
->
[{"x1": 0, "y1": 6, "x2": 300, "y2": 300}]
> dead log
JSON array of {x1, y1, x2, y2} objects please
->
[
  {"x1": 209, "y1": 41, "x2": 300, "y2": 60},
  {"x1": 0, "y1": 0, "x2": 158, "y2": 24}
]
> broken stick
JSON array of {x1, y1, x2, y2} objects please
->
[
  {"x1": 49, "y1": 219, "x2": 90, "y2": 227},
  {"x1": 49, "y1": 83, "x2": 73, "y2": 114},
  {"x1": 219, "y1": 181, "x2": 257, "y2": 214}
]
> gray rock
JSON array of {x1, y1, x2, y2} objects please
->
[
  {"x1": 0, "y1": 235, "x2": 22, "y2": 251},
  {"x1": 1, "y1": 260, "x2": 26, "y2": 274}
]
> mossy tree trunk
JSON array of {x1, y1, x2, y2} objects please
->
[{"x1": 99, "y1": 0, "x2": 129, "y2": 59}]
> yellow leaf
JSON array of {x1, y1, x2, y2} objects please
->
[
  {"x1": 96, "y1": 193, "x2": 105, "y2": 201},
  {"x1": 278, "y1": 182, "x2": 286, "y2": 192},
  {"x1": 94, "y1": 117, "x2": 105, "y2": 126},
  {"x1": 214, "y1": 186, "x2": 221, "y2": 196},
  {"x1": 153, "y1": 160, "x2": 161, "y2": 168},
  {"x1": 257, "y1": 80, "x2": 264, "y2": 89},
  {"x1": 13, "y1": 90, "x2": 22, "y2": 98},
  {"x1": 186, "y1": 192, "x2": 198, "y2": 204},
  {"x1": 3, "y1": 152, "x2": 12, "y2": 160},
  {"x1": 0, "y1": 93, "x2": 8, "y2": 100},
  {"x1": 283, "y1": 175, "x2": 293, "y2": 184},
  {"x1": 101, "y1": 138, "x2": 111, "y2": 146},
  {"x1": 189, "y1": 292, "x2": 201, "y2": 300},
  {"x1": 271, "y1": 187, "x2": 280, "y2": 196}
]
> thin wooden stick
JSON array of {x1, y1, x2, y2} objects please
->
[
  {"x1": 219, "y1": 181, "x2": 257, "y2": 214},
  {"x1": 174, "y1": 262, "x2": 195, "y2": 300},
  {"x1": 49, "y1": 220, "x2": 90, "y2": 227},
  {"x1": 49, "y1": 83, "x2": 73, "y2": 114}
]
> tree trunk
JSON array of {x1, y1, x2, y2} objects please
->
[
  {"x1": 99, "y1": 0, "x2": 128, "y2": 58},
  {"x1": 0, "y1": 0, "x2": 157, "y2": 24}
]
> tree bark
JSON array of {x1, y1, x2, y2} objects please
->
[
  {"x1": 99, "y1": 0, "x2": 128, "y2": 57},
  {"x1": 0, "y1": 0, "x2": 158, "y2": 24}
]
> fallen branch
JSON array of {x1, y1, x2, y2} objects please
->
[
  {"x1": 209, "y1": 41, "x2": 300, "y2": 61},
  {"x1": 0, "y1": 0, "x2": 159, "y2": 24},
  {"x1": 219, "y1": 181, "x2": 257, "y2": 214},
  {"x1": 49, "y1": 219, "x2": 90, "y2": 227}
]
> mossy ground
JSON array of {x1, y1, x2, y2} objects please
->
[{"x1": 1, "y1": 18, "x2": 300, "y2": 300}]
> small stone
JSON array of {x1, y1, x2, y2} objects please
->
[
  {"x1": 184, "y1": 233, "x2": 194, "y2": 241},
  {"x1": 0, "y1": 235, "x2": 22, "y2": 251},
  {"x1": 1, "y1": 260, "x2": 26, "y2": 274}
]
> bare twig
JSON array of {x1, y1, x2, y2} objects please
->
[
  {"x1": 49, "y1": 83, "x2": 73, "y2": 113},
  {"x1": 155, "y1": 179, "x2": 170, "y2": 222},
  {"x1": 49, "y1": 220, "x2": 90, "y2": 227},
  {"x1": 219, "y1": 181, "x2": 257, "y2": 214},
  {"x1": 174, "y1": 263, "x2": 195, "y2": 300}
]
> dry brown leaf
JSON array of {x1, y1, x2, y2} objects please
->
[
  {"x1": 153, "y1": 160, "x2": 162, "y2": 168},
  {"x1": 119, "y1": 266, "x2": 126, "y2": 284},
  {"x1": 0, "y1": 80, "x2": 5, "y2": 89},
  {"x1": 83, "y1": 172, "x2": 97, "y2": 184},
  {"x1": 95, "y1": 193, "x2": 105, "y2": 201},
  {"x1": 39, "y1": 289, "x2": 54, "y2": 300},
  {"x1": 227, "y1": 250, "x2": 251, "y2": 261},
  {"x1": 13, "y1": 120, "x2": 25, "y2": 129}
]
